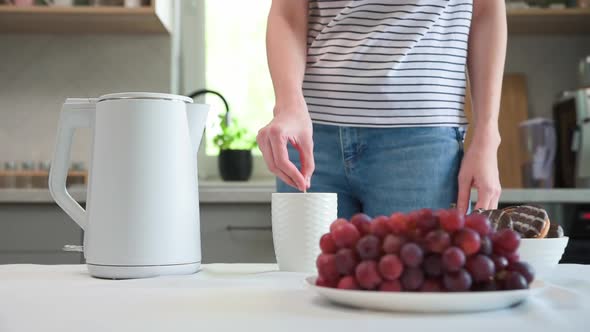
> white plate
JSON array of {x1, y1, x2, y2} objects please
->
[{"x1": 305, "y1": 276, "x2": 544, "y2": 313}]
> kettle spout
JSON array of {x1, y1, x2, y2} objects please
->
[{"x1": 186, "y1": 103, "x2": 210, "y2": 155}]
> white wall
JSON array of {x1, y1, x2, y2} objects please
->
[
  {"x1": 0, "y1": 32, "x2": 589, "y2": 166},
  {"x1": 0, "y1": 34, "x2": 170, "y2": 166}
]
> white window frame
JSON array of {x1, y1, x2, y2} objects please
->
[{"x1": 175, "y1": 0, "x2": 272, "y2": 181}]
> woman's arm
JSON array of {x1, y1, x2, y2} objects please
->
[
  {"x1": 457, "y1": 0, "x2": 507, "y2": 214},
  {"x1": 257, "y1": 0, "x2": 313, "y2": 191}
]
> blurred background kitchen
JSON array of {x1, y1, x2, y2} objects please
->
[{"x1": 0, "y1": 0, "x2": 589, "y2": 265}]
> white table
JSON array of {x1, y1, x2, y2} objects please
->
[{"x1": 0, "y1": 264, "x2": 589, "y2": 332}]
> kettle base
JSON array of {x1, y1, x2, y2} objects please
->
[{"x1": 87, "y1": 262, "x2": 200, "y2": 279}]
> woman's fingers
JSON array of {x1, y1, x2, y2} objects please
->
[
  {"x1": 291, "y1": 137, "x2": 315, "y2": 189},
  {"x1": 269, "y1": 135, "x2": 306, "y2": 191},
  {"x1": 257, "y1": 133, "x2": 298, "y2": 189},
  {"x1": 456, "y1": 173, "x2": 472, "y2": 215}
]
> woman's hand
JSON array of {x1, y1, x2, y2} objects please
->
[
  {"x1": 456, "y1": 131, "x2": 501, "y2": 215},
  {"x1": 257, "y1": 100, "x2": 315, "y2": 192}
]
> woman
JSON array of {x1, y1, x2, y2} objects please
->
[{"x1": 257, "y1": 0, "x2": 505, "y2": 218}]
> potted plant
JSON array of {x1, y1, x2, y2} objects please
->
[
  {"x1": 213, "y1": 113, "x2": 257, "y2": 181},
  {"x1": 188, "y1": 89, "x2": 256, "y2": 182}
]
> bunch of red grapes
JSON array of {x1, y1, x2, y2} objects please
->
[{"x1": 316, "y1": 209, "x2": 535, "y2": 292}]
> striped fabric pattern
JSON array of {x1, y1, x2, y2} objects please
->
[{"x1": 304, "y1": 0, "x2": 473, "y2": 127}]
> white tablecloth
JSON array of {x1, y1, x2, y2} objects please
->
[{"x1": 0, "y1": 264, "x2": 588, "y2": 332}]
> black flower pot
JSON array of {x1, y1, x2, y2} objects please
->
[{"x1": 218, "y1": 149, "x2": 253, "y2": 181}]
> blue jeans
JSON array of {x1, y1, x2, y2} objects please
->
[{"x1": 277, "y1": 124, "x2": 465, "y2": 219}]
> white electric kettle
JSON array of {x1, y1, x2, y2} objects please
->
[{"x1": 49, "y1": 92, "x2": 209, "y2": 279}]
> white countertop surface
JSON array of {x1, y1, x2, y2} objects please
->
[
  {"x1": 0, "y1": 263, "x2": 588, "y2": 332},
  {"x1": 1, "y1": 183, "x2": 589, "y2": 204}
]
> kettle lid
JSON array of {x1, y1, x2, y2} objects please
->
[{"x1": 98, "y1": 92, "x2": 193, "y2": 104}]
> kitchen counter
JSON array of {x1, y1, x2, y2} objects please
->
[
  {"x1": 0, "y1": 263, "x2": 588, "y2": 332},
  {"x1": 1, "y1": 183, "x2": 589, "y2": 204},
  {"x1": 0, "y1": 179, "x2": 276, "y2": 204}
]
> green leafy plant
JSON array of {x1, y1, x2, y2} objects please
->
[{"x1": 213, "y1": 113, "x2": 257, "y2": 151}]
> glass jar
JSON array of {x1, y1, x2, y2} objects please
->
[
  {"x1": 34, "y1": 161, "x2": 51, "y2": 188},
  {"x1": 1, "y1": 162, "x2": 18, "y2": 189},
  {"x1": 17, "y1": 161, "x2": 35, "y2": 189},
  {"x1": 67, "y1": 162, "x2": 86, "y2": 188}
]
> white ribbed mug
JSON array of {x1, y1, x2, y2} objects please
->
[{"x1": 271, "y1": 193, "x2": 337, "y2": 273}]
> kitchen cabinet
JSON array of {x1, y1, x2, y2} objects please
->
[
  {"x1": 200, "y1": 204, "x2": 274, "y2": 264},
  {"x1": 0, "y1": 0, "x2": 172, "y2": 34},
  {"x1": 0, "y1": 204, "x2": 83, "y2": 264},
  {"x1": 0, "y1": 202, "x2": 275, "y2": 265},
  {"x1": 1, "y1": 183, "x2": 589, "y2": 265}
]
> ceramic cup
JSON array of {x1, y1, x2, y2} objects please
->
[{"x1": 271, "y1": 192, "x2": 337, "y2": 273}]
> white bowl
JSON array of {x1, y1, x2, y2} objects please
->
[{"x1": 518, "y1": 237, "x2": 569, "y2": 277}]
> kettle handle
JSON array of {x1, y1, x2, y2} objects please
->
[{"x1": 49, "y1": 99, "x2": 95, "y2": 230}]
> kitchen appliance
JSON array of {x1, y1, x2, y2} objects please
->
[
  {"x1": 519, "y1": 118, "x2": 557, "y2": 188},
  {"x1": 580, "y1": 56, "x2": 590, "y2": 88},
  {"x1": 553, "y1": 88, "x2": 590, "y2": 188},
  {"x1": 49, "y1": 92, "x2": 209, "y2": 279}
]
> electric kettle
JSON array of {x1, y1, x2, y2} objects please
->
[{"x1": 49, "y1": 92, "x2": 209, "y2": 279}]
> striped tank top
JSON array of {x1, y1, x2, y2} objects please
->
[{"x1": 304, "y1": 0, "x2": 473, "y2": 127}]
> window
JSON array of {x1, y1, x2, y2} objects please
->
[{"x1": 204, "y1": 0, "x2": 274, "y2": 156}]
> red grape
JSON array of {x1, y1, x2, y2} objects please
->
[
  {"x1": 355, "y1": 261, "x2": 382, "y2": 290},
  {"x1": 479, "y1": 236, "x2": 493, "y2": 255},
  {"x1": 508, "y1": 261, "x2": 535, "y2": 284},
  {"x1": 316, "y1": 253, "x2": 339, "y2": 281},
  {"x1": 504, "y1": 271, "x2": 528, "y2": 290},
  {"x1": 465, "y1": 214, "x2": 492, "y2": 236},
  {"x1": 495, "y1": 270, "x2": 509, "y2": 289},
  {"x1": 332, "y1": 222, "x2": 361, "y2": 249},
  {"x1": 330, "y1": 218, "x2": 348, "y2": 233},
  {"x1": 465, "y1": 254, "x2": 495, "y2": 283},
  {"x1": 442, "y1": 246, "x2": 465, "y2": 272},
  {"x1": 316, "y1": 275, "x2": 337, "y2": 288},
  {"x1": 491, "y1": 254, "x2": 509, "y2": 271},
  {"x1": 382, "y1": 234, "x2": 407, "y2": 254},
  {"x1": 317, "y1": 207, "x2": 535, "y2": 294},
  {"x1": 416, "y1": 208, "x2": 438, "y2": 232},
  {"x1": 406, "y1": 228, "x2": 425, "y2": 244},
  {"x1": 420, "y1": 278, "x2": 443, "y2": 292},
  {"x1": 423, "y1": 254, "x2": 443, "y2": 277},
  {"x1": 334, "y1": 248, "x2": 358, "y2": 276},
  {"x1": 379, "y1": 280, "x2": 402, "y2": 292},
  {"x1": 453, "y1": 228, "x2": 481, "y2": 255},
  {"x1": 350, "y1": 213, "x2": 372, "y2": 235},
  {"x1": 473, "y1": 280, "x2": 498, "y2": 291},
  {"x1": 439, "y1": 209, "x2": 465, "y2": 233},
  {"x1": 337, "y1": 276, "x2": 361, "y2": 290},
  {"x1": 370, "y1": 216, "x2": 390, "y2": 239},
  {"x1": 505, "y1": 252, "x2": 520, "y2": 264},
  {"x1": 319, "y1": 233, "x2": 337, "y2": 254},
  {"x1": 401, "y1": 267, "x2": 425, "y2": 291},
  {"x1": 356, "y1": 235, "x2": 381, "y2": 261},
  {"x1": 425, "y1": 229, "x2": 451, "y2": 253},
  {"x1": 400, "y1": 243, "x2": 424, "y2": 268},
  {"x1": 387, "y1": 212, "x2": 409, "y2": 235},
  {"x1": 378, "y1": 254, "x2": 404, "y2": 280},
  {"x1": 492, "y1": 229, "x2": 521, "y2": 254},
  {"x1": 443, "y1": 269, "x2": 472, "y2": 292}
]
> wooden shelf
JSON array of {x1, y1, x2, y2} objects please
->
[
  {"x1": 508, "y1": 8, "x2": 590, "y2": 34},
  {"x1": 0, "y1": 4, "x2": 171, "y2": 34}
]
